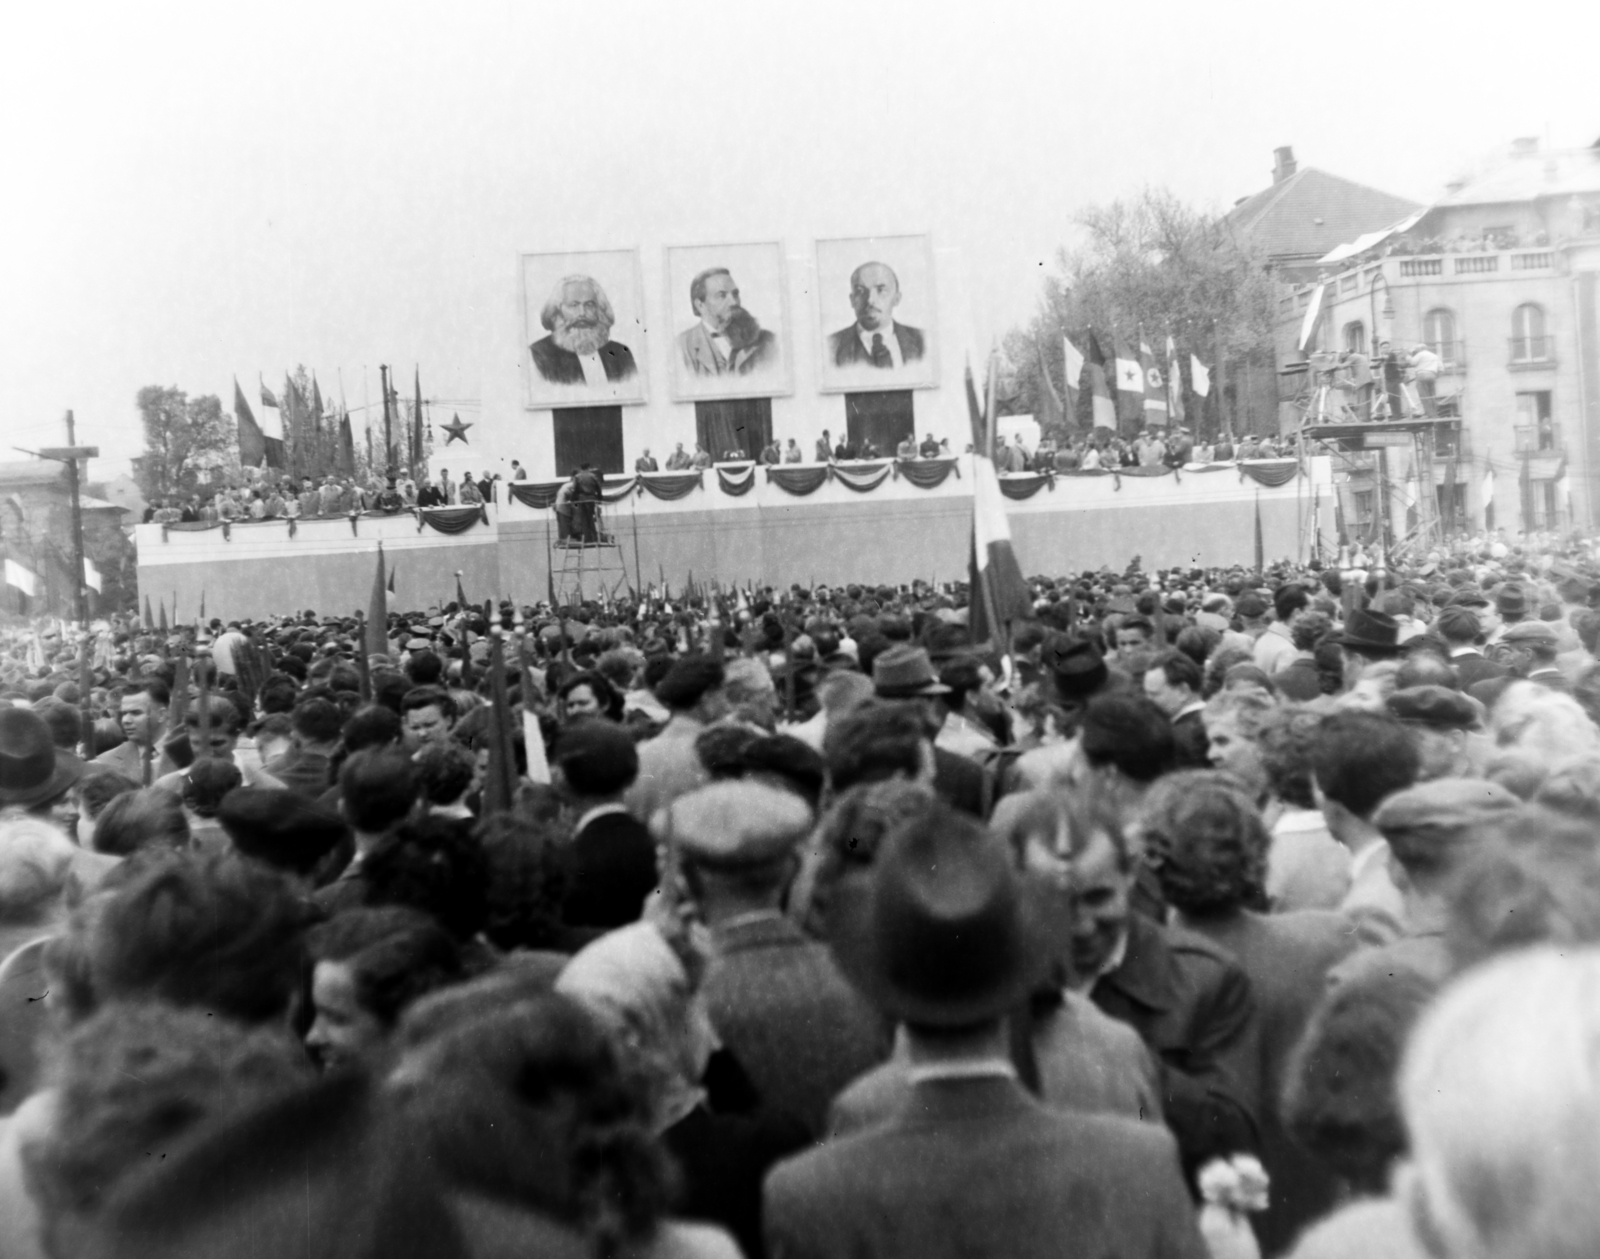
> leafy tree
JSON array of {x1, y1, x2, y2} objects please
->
[
  {"x1": 133, "y1": 386, "x2": 237, "y2": 502},
  {"x1": 1002, "y1": 188, "x2": 1278, "y2": 440}
]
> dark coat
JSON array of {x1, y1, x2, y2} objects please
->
[
  {"x1": 1172, "y1": 709, "x2": 1210, "y2": 769},
  {"x1": 528, "y1": 336, "x2": 638, "y2": 385},
  {"x1": 561, "y1": 810, "x2": 657, "y2": 931},
  {"x1": 1090, "y1": 912, "x2": 1261, "y2": 1183},
  {"x1": 932, "y1": 745, "x2": 995, "y2": 818},
  {"x1": 1273, "y1": 656, "x2": 1325, "y2": 701},
  {"x1": 1184, "y1": 910, "x2": 1359, "y2": 1256},
  {"x1": 828, "y1": 323, "x2": 925, "y2": 368},
  {"x1": 765, "y1": 1075, "x2": 1205, "y2": 1259},
  {"x1": 702, "y1": 913, "x2": 889, "y2": 1137},
  {"x1": 1449, "y1": 649, "x2": 1506, "y2": 691}
]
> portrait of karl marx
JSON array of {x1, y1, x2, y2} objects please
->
[{"x1": 529, "y1": 274, "x2": 639, "y2": 387}]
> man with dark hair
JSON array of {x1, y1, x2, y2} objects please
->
[
  {"x1": 357, "y1": 815, "x2": 490, "y2": 946},
  {"x1": 764, "y1": 802, "x2": 1202, "y2": 1259},
  {"x1": 1141, "y1": 649, "x2": 1208, "y2": 768},
  {"x1": 217, "y1": 786, "x2": 350, "y2": 880},
  {"x1": 669, "y1": 782, "x2": 886, "y2": 1137},
  {"x1": 265, "y1": 698, "x2": 345, "y2": 799},
  {"x1": 1436, "y1": 604, "x2": 1505, "y2": 690},
  {"x1": 400, "y1": 686, "x2": 457, "y2": 748},
  {"x1": 824, "y1": 700, "x2": 932, "y2": 794},
  {"x1": 625, "y1": 654, "x2": 728, "y2": 820},
  {"x1": 1312, "y1": 711, "x2": 1421, "y2": 944},
  {"x1": 1255, "y1": 583, "x2": 1309, "y2": 675},
  {"x1": 1077, "y1": 694, "x2": 1176, "y2": 815},
  {"x1": 404, "y1": 649, "x2": 444, "y2": 689},
  {"x1": 94, "y1": 679, "x2": 177, "y2": 784},
  {"x1": 1471, "y1": 620, "x2": 1566, "y2": 710},
  {"x1": 1111, "y1": 616, "x2": 1154, "y2": 674},
  {"x1": 553, "y1": 719, "x2": 654, "y2": 931}
]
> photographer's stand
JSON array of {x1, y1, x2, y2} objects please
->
[{"x1": 556, "y1": 503, "x2": 628, "y2": 604}]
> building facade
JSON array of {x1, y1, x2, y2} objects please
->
[{"x1": 1274, "y1": 138, "x2": 1600, "y2": 542}]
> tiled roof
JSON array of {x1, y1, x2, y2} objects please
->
[
  {"x1": 1433, "y1": 146, "x2": 1600, "y2": 207},
  {"x1": 0, "y1": 461, "x2": 67, "y2": 489},
  {"x1": 1227, "y1": 168, "x2": 1421, "y2": 263}
]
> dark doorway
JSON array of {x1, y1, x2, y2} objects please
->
[
  {"x1": 553, "y1": 407, "x2": 624, "y2": 475},
  {"x1": 844, "y1": 390, "x2": 914, "y2": 456},
  {"x1": 695, "y1": 397, "x2": 773, "y2": 460}
]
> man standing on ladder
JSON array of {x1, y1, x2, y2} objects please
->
[{"x1": 573, "y1": 463, "x2": 603, "y2": 543}]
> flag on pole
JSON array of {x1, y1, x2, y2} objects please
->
[
  {"x1": 338, "y1": 410, "x2": 356, "y2": 477},
  {"x1": 144, "y1": 594, "x2": 154, "y2": 629},
  {"x1": 1113, "y1": 336, "x2": 1144, "y2": 427},
  {"x1": 983, "y1": 351, "x2": 999, "y2": 462},
  {"x1": 1140, "y1": 340, "x2": 1168, "y2": 428},
  {"x1": 4, "y1": 558, "x2": 37, "y2": 597},
  {"x1": 1062, "y1": 335, "x2": 1084, "y2": 420},
  {"x1": 413, "y1": 368, "x2": 425, "y2": 475},
  {"x1": 964, "y1": 357, "x2": 986, "y2": 452},
  {"x1": 455, "y1": 572, "x2": 469, "y2": 611},
  {"x1": 82, "y1": 558, "x2": 101, "y2": 594},
  {"x1": 1556, "y1": 456, "x2": 1572, "y2": 513},
  {"x1": 1297, "y1": 283, "x2": 1327, "y2": 354},
  {"x1": 968, "y1": 455, "x2": 1033, "y2": 650},
  {"x1": 1191, "y1": 353, "x2": 1212, "y2": 397},
  {"x1": 259, "y1": 378, "x2": 280, "y2": 410},
  {"x1": 235, "y1": 378, "x2": 268, "y2": 468},
  {"x1": 367, "y1": 544, "x2": 388, "y2": 659},
  {"x1": 1166, "y1": 336, "x2": 1186, "y2": 426},
  {"x1": 1035, "y1": 336, "x2": 1065, "y2": 434},
  {"x1": 1086, "y1": 330, "x2": 1116, "y2": 430},
  {"x1": 388, "y1": 563, "x2": 398, "y2": 595},
  {"x1": 1254, "y1": 491, "x2": 1265, "y2": 573},
  {"x1": 1482, "y1": 467, "x2": 1495, "y2": 507},
  {"x1": 158, "y1": 599, "x2": 168, "y2": 633}
]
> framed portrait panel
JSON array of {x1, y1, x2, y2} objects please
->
[
  {"x1": 521, "y1": 249, "x2": 649, "y2": 409},
  {"x1": 815, "y1": 234, "x2": 938, "y2": 393},
  {"x1": 665, "y1": 242, "x2": 793, "y2": 401}
]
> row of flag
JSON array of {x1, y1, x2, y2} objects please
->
[
  {"x1": 234, "y1": 370, "x2": 431, "y2": 483},
  {"x1": 1039, "y1": 331, "x2": 1212, "y2": 433},
  {"x1": 4, "y1": 557, "x2": 101, "y2": 600}
]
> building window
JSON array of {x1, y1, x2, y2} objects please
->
[
  {"x1": 1352, "y1": 489, "x2": 1374, "y2": 526},
  {"x1": 1514, "y1": 391, "x2": 1555, "y2": 451},
  {"x1": 1423, "y1": 308, "x2": 1458, "y2": 366},
  {"x1": 1342, "y1": 321, "x2": 1366, "y2": 356},
  {"x1": 1511, "y1": 303, "x2": 1549, "y2": 362},
  {"x1": 1436, "y1": 482, "x2": 1466, "y2": 531}
]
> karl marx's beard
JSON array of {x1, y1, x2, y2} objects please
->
[
  {"x1": 553, "y1": 318, "x2": 612, "y2": 357},
  {"x1": 723, "y1": 306, "x2": 763, "y2": 351}
]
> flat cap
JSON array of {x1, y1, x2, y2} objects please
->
[
  {"x1": 656, "y1": 781, "x2": 812, "y2": 869},
  {"x1": 217, "y1": 786, "x2": 349, "y2": 877},
  {"x1": 1387, "y1": 685, "x2": 1478, "y2": 730},
  {"x1": 1374, "y1": 778, "x2": 1521, "y2": 876},
  {"x1": 1435, "y1": 605, "x2": 1482, "y2": 640},
  {"x1": 1494, "y1": 585, "x2": 1527, "y2": 615},
  {"x1": 1500, "y1": 620, "x2": 1559, "y2": 646},
  {"x1": 1448, "y1": 588, "x2": 1490, "y2": 609}
]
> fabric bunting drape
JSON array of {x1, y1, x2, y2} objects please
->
[
  {"x1": 764, "y1": 465, "x2": 830, "y2": 496},
  {"x1": 893, "y1": 457, "x2": 961, "y2": 489},
  {"x1": 636, "y1": 472, "x2": 703, "y2": 501},
  {"x1": 418, "y1": 506, "x2": 487, "y2": 535},
  {"x1": 997, "y1": 474, "x2": 1057, "y2": 501},
  {"x1": 507, "y1": 482, "x2": 561, "y2": 510},
  {"x1": 1239, "y1": 459, "x2": 1301, "y2": 488},
  {"x1": 831, "y1": 462, "x2": 894, "y2": 493},
  {"x1": 715, "y1": 463, "x2": 756, "y2": 496}
]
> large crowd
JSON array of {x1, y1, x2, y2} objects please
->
[{"x1": 4, "y1": 531, "x2": 1600, "y2": 1259}]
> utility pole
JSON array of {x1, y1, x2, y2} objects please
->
[
  {"x1": 380, "y1": 364, "x2": 393, "y2": 474},
  {"x1": 26, "y1": 411, "x2": 98, "y2": 628}
]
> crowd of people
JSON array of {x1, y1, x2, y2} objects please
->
[
  {"x1": 5, "y1": 531, "x2": 1600, "y2": 1258},
  {"x1": 139, "y1": 466, "x2": 506, "y2": 525}
]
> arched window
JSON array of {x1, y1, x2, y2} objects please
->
[
  {"x1": 1512, "y1": 304, "x2": 1548, "y2": 362},
  {"x1": 1423, "y1": 309, "x2": 1457, "y2": 365},
  {"x1": 1343, "y1": 321, "x2": 1366, "y2": 356}
]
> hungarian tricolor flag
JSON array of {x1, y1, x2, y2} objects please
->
[
  {"x1": 1140, "y1": 340, "x2": 1168, "y2": 428},
  {"x1": 1062, "y1": 335, "x2": 1084, "y2": 421},
  {"x1": 1113, "y1": 336, "x2": 1144, "y2": 427},
  {"x1": 1086, "y1": 331, "x2": 1116, "y2": 430},
  {"x1": 1166, "y1": 336, "x2": 1186, "y2": 426},
  {"x1": 968, "y1": 455, "x2": 1032, "y2": 651}
]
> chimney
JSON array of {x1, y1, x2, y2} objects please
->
[
  {"x1": 1273, "y1": 146, "x2": 1298, "y2": 183},
  {"x1": 1511, "y1": 136, "x2": 1539, "y2": 157}
]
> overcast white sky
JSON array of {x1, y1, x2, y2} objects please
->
[{"x1": 3, "y1": 0, "x2": 1596, "y2": 477}]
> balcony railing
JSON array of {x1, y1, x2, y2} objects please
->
[
  {"x1": 1400, "y1": 258, "x2": 1443, "y2": 277},
  {"x1": 1510, "y1": 336, "x2": 1555, "y2": 365},
  {"x1": 1455, "y1": 255, "x2": 1499, "y2": 275},
  {"x1": 1512, "y1": 251, "x2": 1555, "y2": 270}
]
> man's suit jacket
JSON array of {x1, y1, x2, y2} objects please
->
[
  {"x1": 93, "y1": 740, "x2": 177, "y2": 785},
  {"x1": 563, "y1": 809, "x2": 657, "y2": 932},
  {"x1": 765, "y1": 1075, "x2": 1205, "y2": 1259},
  {"x1": 1450, "y1": 649, "x2": 1506, "y2": 691},
  {"x1": 828, "y1": 323, "x2": 925, "y2": 369},
  {"x1": 1172, "y1": 709, "x2": 1210, "y2": 768},
  {"x1": 1186, "y1": 910, "x2": 1358, "y2": 1256},
  {"x1": 1338, "y1": 839, "x2": 1405, "y2": 946},
  {"x1": 703, "y1": 914, "x2": 889, "y2": 1136},
  {"x1": 1470, "y1": 666, "x2": 1569, "y2": 711},
  {"x1": 1091, "y1": 912, "x2": 1261, "y2": 1182},
  {"x1": 529, "y1": 336, "x2": 637, "y2": 385},
  {"x1": 679, "y1": 323, "x2": 778, "y2": 376}
]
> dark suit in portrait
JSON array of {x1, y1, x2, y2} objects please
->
[
  {"x1": 830, "y1": 322, "x2": 925, "y2": 369},
  {"x1": 679, "y1": 323, "x2": 779, "y2": 376},
  {"x1": 528, "y1": 336, "x2": 638, "y2": 386}
]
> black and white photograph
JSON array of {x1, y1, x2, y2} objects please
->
[
  {"x1": 521, "y1": 249, "x2": 649, "y2": 408},
  {"x1": 666, "y1": 241, "x2": 793, "y2": 400}
]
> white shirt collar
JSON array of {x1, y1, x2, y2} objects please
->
[
  {"x1": 1350, "y1": 837, "x2": 1390, "y2": 880},
  {"x1": 1173, "y1": 699, "x2": 1207, "y2": 722},
  {"x1": 576, "y1": 350, "x2": 609, "y2": 389},
  {"x1": 575, "y1": 801, "x2": 630, "y2": 833},
  {"x1": 856, "y1": 322, "x2": 902, "y2": 367},
  {"x1": 906, "y1": 1059, "x2": 1017, "y2": 1086}
]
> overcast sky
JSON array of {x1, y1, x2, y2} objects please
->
[{"x1": 4, "y1": 0, "x2": 1596, "y2": 477}]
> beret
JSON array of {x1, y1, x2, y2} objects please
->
[
  {"x1": 217, "y1": 786, "x2": 348, "y2": 877},
  {"x1": 658, "y1": 781, "x2": 812, "y2": 869},
  {"x1": 1500, "y1": 620, "x2": 1559, "y2": 645},
  {"x1": 1435, "y1": 605, "x2": 1482, "y2": 639},
  {"x1": 1041, "y1": 633, "x2": 1108, "y2": 699},
  {"x1": 1374, "y1": 777, "x2": 1521, "y2": 869},
  {"x1": 1387, "y1": 685, "x2": 1478, "y2": 730},
  {"x1": 1449, "y1": 589, "x2": 1490, "y2": 608},
  {"x1": 1235, "y1": 593, "x2": 1270, "y2": 619}
]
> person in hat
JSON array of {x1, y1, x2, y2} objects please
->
[
  {"x1": 0, "y1": 708, "x2": 85, "y2": 820},
  {"x1": 666, "y1": 782, "x2": 887, "y2": 1137},
  {"x1": 1330, "y1": 778, "x2": 1522, "y2": 993},
  {"x1": 1435, "y1": 604, "x2": 1507, "y2": 691},
  {"x1": 859, "y1": 647, "x2": 993, "y2": 817},
  {"x1": 1472, "y1": 620, "x2": 1566, "y2": 712},
  {"x1": 1332, "y1": 608, "x2": 1405, "y2": 692},
  {"x1": 1387, "y1": 685, "x2": 1481, "y2": 781},
  {"x1": 763, "y1": 800, "x2": 1204, "y2": 1259}
]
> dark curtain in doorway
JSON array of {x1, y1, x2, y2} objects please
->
[
  {"x1": 695, "y1": 397, "x2": 772, "y2": 460},
  {"x1": 553, "y1": 407, "x2": 624, "y2": 475},
  {"x1": 844, "y1": 390, "x2": 914, "y2": 456}
]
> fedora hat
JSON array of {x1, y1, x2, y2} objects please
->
[
  {"x1": 0, "y1": 708, "x2": 83, "y2": 808},
  {"x1": 872, "y1": 645, "x2": 950, "y2": 698},
  {"x1": 829, "y1": 804, "x2": 1044, "y2": 1027},
  {"x1": 1334, "y1": 608, "x2": 1403, "y2": 656},
  {"x1": 1040, "y1": 632, "x2": 1108, "y2": 700}
]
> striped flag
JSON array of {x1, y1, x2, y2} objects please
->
[
  {"x1": 968, "y1": 455, "x2": 1032, "y2": 650},
  {"x1": 1086, "y1": 331, "x2": 1116, "y2": 430},
  {"x1": 1140, "y1": 340, "x2": 1168, "y2": 428},
  {"x1": 1167, "y1": 336, "x2": 1186, "y2": 426},
  {"x1": 1062, "y1": 335, "x2": 1084, "y2": 420},
  {"x1": 1191, "y1": 353, "x2": 1212, "y2": 397},
  {"x1": 236, "y1": 378, "x2": 268, "y2": 467},
  {"x1": 4, "y1": 558, "x2": 37, "y2": 597},
  {"x1": 82, "y1": 557, "x2": 102, "y2": 594},
  {"x1": 1113, "y1": 336, "x2": 1144, "y2": 427}
]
